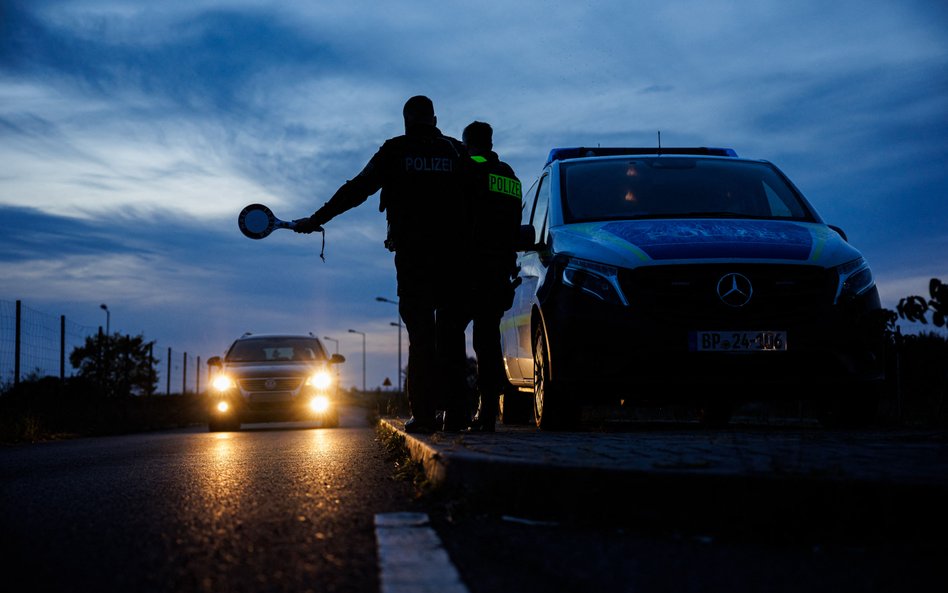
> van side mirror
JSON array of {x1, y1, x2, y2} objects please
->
[
  {"x1": 829, "y1": 225, "x2": 848, "y2": 242},
  {"x1": 330, "y1": 354, "x2": 346, "y2": 364},
  {"x1": 516, "y1": 224, "x2": 538, "y2": 251},
  {"x1": 207, "y1": 356, "x2": 222, "y2": 368}
]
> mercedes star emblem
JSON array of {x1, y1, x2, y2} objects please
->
[{"x1": 717, "y1": 273, "x2": 753, "y2": 307}]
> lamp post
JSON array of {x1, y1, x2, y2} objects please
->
[
  {"x1": 323, "y1": 336, "x2": 340, "y2": 384},
  {"x1": 347, "y1": 329, "x2": 366, "y2": 392},
  {"x1": 99, "y1": 304, "x2": 110, "y2": 336},
  {"x1": 375, "y1": 297, "x2": 402, "y2": 393}
]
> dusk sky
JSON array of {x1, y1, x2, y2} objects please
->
[{"x1": 2, "y1": 0, "x2": 946, "y2": 390}]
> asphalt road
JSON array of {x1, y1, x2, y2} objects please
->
[
  {"x1": 1, "y1": 406, "x2": 942, "y2": 593},
  {"x1": 0, "y1": 406, "x2": 420, "y2": 593}
]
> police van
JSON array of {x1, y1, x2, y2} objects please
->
[{"x1": 499, "y1": 147, "x2": 885, "y2": 429}]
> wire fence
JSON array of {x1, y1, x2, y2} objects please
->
[{"x1": 0, "y1": 299, "x2": 205, "y2": 394}]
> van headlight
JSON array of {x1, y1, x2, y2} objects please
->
[
  {"x1": 835, "y1": 257, "x2": 875, "y2": 303},
  {"x1": 307, "y1": 371, "x2": 333, "y2": 390},
  {"x1": 212, "y1": 375, "x2": 236, "y2": 392},
  {"x1": 562, "y1": 258, "x2": 628, "y2": 306}
]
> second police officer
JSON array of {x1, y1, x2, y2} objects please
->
[{"x1": 459, "y1": 121, "x2": 522, "y2": 432}]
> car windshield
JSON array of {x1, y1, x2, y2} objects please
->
[
  {"x1": 560, "y1": 157, "x2": 815, "y2": 223},
  {"x1": 225, "y1": 338, "x2": 325, "y2": 363}
]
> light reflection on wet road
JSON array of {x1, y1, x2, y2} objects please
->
[{"x1": 0, "y1": 406, "x2": 419, "y2": 593}]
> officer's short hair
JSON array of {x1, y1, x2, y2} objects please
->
[
  {"x1": 463, "y1": 121, "x2": 493, "y2": 151},
  {"x1": 403, "y1": 96, "x2": 435, "y2": 124}
]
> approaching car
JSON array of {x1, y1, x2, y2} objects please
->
[
  {"x1": 500, "y1": 147, "x2": 885, "y2": 429},
  {"x1": 206, "y1": 333, "x2": 345, "y2": 431}
]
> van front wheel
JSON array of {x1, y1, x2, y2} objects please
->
[{"x1": 533, "y1": 325, "x2": 579, "y2": 431}]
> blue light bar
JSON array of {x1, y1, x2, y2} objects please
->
[{"x1": 545, "y1": 146, "x2": 738, "y2": 166}]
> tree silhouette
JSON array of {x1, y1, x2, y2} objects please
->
[
  {"x1": 69, "y1": 333, "x2": 158, "y2": 397},
  {"x1": 898, "y1": 278, "x2": 947, "y2": 328}
]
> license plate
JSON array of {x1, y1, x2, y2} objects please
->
[{"x1": 691, "y1": 331, "x2": 787, "y2": 352}]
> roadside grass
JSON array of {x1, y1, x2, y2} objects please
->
[
  {"x1": 375, "y1": 421, "x2": 432, "y2": 495},
  {"x1": 0, "y1": 386, "x2": 207, "y2": 443}
]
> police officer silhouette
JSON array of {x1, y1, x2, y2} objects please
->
[
  {"x1": 294, "y1": 96, "x2": 472, "y2": 433},
  {"x1": 458, "y1": 121, "x2": 522, "y2": 432}
]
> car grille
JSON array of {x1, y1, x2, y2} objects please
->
[
  {"x1": 248, "y1": 392, "x2": 295, "y2": 404},
  {"x1": 617, "y1": 264, "x2": 836, "y2": 324},
  {"x1": 239, "y1": 377, "x2": 303, "y2": 393}
]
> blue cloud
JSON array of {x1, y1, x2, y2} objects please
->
[
  {"x1": 0, "y1": 206, "x2": 150, "y2": 261},
  {"x1": 1, "y1": 4, "x2": 336, "y2": 117}
]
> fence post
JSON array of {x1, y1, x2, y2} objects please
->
[
  {"x1": 147, "y1": 342, "x2": 154, "y2": 396},
  {"x1": 182, "y1": 352, "x2": 187, "y2": 395},
  {"x1": 166, "y1": 347, "x2": 171, "y2": 396},
  {"x1": 96, "y1": 326, "x2": 102, "y2": 392},
  {"x1": 60, "y1": 315, "x2": 66, "y2": 381},
  {"x1": 196, "y1": 356, "x2": 201, "y2": 394},
  {"x1": 123, "y1": 334, "x2": 130, "y2": 397},
  {"x1": 14, "y1": 300, "x2": 21, "y2": 387}
]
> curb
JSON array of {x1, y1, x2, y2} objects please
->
[{"x1": 379, "y1": 418, "x2": 948, "y2": 537}]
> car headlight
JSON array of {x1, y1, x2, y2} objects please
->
[
  {"x1": 215, "y1": 400, "x2": 231, "y2": 414},
  {"x1": 212, "y1": 375, "x2": 236, "y2": 392},
  {"x1": 562, "y1": 258, "x2": 628, "y2": 305},
  {"x1": 835, "y1": 257, "x2": 875, "y2": 302},
  {"x1": 309, "y1": 395, "x2": 331, "y2": 414},
  {"x1": 307, "y1": 371, "x2": 333, "y2": 390}
]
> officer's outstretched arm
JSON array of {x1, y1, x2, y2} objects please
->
[{"x1": 294, "y1": 148, "x2": 386, "y2": 234}]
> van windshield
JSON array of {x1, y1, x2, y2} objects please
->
[{"x1": 560, "y1": 158, "x2": 815, "y2": 224}]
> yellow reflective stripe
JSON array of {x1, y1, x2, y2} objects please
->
[
  {"x1": 499, "y1": 312, "x2": 530, "y2": 333},
  {"x1": 470, "y1": 155, "x2": 488, "y2": 163},
  {"x1": 488, "y1": 173, "x2": 522, "y2": 199}
]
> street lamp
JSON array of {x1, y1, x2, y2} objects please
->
[
  {"x1": 323, "y1": 336, "x2": 341, "y2": 384},
  {"x1": 376, "y1": 297, "x2": 402, "y2": 392},
  {"x1": 99, "y1": 304, "x2": 110, "y2": 335},
  {"x1": 347, "y1": 329, "x2": 366, "y2": 392}
]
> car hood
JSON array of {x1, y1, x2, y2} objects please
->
[{"x1": 552, "y1": 219, "x2": 863, "y2": 268}]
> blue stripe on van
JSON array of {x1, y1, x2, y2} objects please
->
[{"x1": 601, "y1": 220, "x2": 812, "y2": 261}]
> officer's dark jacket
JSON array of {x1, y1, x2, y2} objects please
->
[
  {"x1": 308, "y1": 123, "x2": 470, "y2": 253},
  {"x1": 469, "y1": 151, "x2": 521, "y2": 261}
]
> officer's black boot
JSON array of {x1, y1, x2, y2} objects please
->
[
  {"x1": 404, "y1": 416, "x2": 437, "y2": 434},
  {"x1": 441, "y1": 407, "x2": 472, "y2": 432},
  {"x1": 468, "y1": 393, "x2": 498, "y2": 433}
]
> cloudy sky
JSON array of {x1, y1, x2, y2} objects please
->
[{"x1": 2, "y1": 0, "x2": 946, "y2": 389}]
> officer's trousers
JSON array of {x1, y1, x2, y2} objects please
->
[
  {"x1": 395, "y1": 250, "x2": 468, "y2": 425},
  {"x1": 471, "y1": 258, "x2": 516, "y2": 397},
  {"x1": 398, "y1": 297, "x2": 438, "y2": 423},
  {"x1": 471, "y1": 308, "x2": 505, "y2": 401}
]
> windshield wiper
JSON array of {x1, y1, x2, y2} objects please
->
[
  {"x1": 676, "y1": 211, "x2": 747, "y2": 218},
  {"x1": 574, "y1": 212, "x2": 804, "y2": 223},
  {"x1": 605, "y1": 212, "x2": 752, "y2": 220}
]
